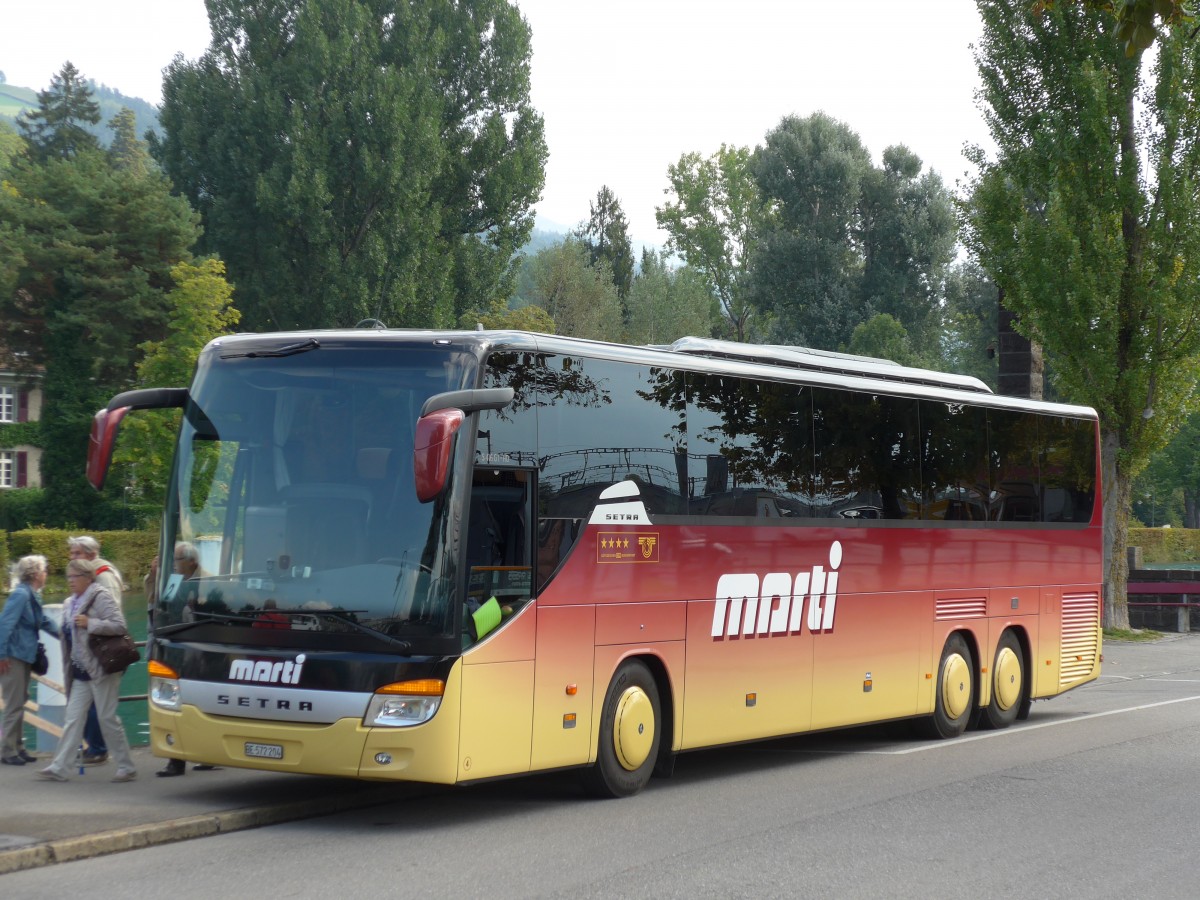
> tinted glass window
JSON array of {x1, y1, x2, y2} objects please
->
[
  {"x1": 687, "y1": 374, "x2": 814, "y2": 517},
  {"x1": 987, "y1": 408, "x2": 1041, "y2": 521},
  {"x1": 812, "y1": 388, "x2": 921, "y2": 520},
  {"x1": 537, "y1": 355, "x2": 686, "y2": 518},
  {"x1": 478, "y1": 352, "x2": 539, "y2": 468},
  {"x1": 920, "y1": 402, "x2": 989, "y2": 521},
  {"x1": 1040, "y1": 415, "x2": 1095, "y2": 523}
]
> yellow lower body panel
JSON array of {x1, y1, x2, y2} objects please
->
[{"x1": 149, "y1": 668, "x2": 464, "y2": 784}]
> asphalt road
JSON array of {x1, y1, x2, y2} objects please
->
[{"x1": 7, "y1": 635, "x2": 1200, "y2": 899}]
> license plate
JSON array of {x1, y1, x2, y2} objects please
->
[{"x1": 244, "y1": 742, "x2": 284, "y2": 760}]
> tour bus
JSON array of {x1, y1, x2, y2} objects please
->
[{"x1": 87, "y1": 330, "x2": 1102, "y2": 797}]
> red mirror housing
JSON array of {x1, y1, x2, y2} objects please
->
[
  {"x1": 414, "y1": 408, "x2": 465, "y2": 502},
  {"x1": 86, "y1": 406, "x2": 130, "y2": 490}
]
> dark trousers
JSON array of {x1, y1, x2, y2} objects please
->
[{"x1": 84, "y1": 703, "x2": 107, "y2": 755}]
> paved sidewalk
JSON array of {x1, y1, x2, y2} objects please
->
[{"x1": 0, "y1": 748, "x2": 428, "y2": 875}]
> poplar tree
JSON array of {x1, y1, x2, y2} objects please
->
[
  {"x1": 965, "y1": 0, "x2": 1200, "y2": 626},
  {"x1": 156, "y1": 0, "x2": 546, "y2": 331}
]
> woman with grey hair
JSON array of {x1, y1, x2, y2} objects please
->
[
  {"x1": 35, "y1": 558, "x2": 137, "y2": 783},
  {"x1": 0, "y1": 555, "x2": 60, "y2": 765}
]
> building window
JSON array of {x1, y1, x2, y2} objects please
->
[
  {"x1": 0, "y1": 451, "x2": 12, "y2": 488},
  {"x1": 0, "y1": 386, "x2": 13, "y2": 423}
]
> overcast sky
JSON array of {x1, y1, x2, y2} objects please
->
[{"x1": 2, "y1": 1, "x2": 992, "y2": 244}]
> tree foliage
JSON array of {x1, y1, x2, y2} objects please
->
[
  {"x1": 155, "y1": 0, "x2": 547, "y2": 332},
  {"x1": 16, "y1": 62, "x2": 101, "y2": 162},
  {"x1": 625, "y1": 249, "x2": 717, "y2": 345},
  {"x1": 111, "y1": 259, "x2": 240, "y2": 507},
  {"x1": 1041, "y1": 0, "x2": 1196, "y2": 54},
  {"x1": 656, "y1": 145, "x2": 764, "y2": 341},
  {"x1": 578, "y1": 185, "x2": 634, "y2": 305},
  {"x1": 746, "y1": 113, "x2": 956, "y2": 356},
  {"x1": 966, "y1": 0, "x2": 1200, "y2": 625},
  {"x1": 0, "y1": 108, "x2": 201, "y2": 524},
  {"x1": 526, "y1": 237, "x2": 623, "y2": 341}
]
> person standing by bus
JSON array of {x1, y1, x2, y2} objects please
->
[
  {"x1": 67, "y1": 536, "x2": 123, "y2": 767},
  {"x1": 0, "y1": 555, "x2": 59, "y2": 766},
  {"x1": 34, "y1": 558, "x2": 137, "y2": 783}
]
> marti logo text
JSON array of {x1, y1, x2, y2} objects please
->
[
  {"x1": 229, "y1": 654, "x2": 306, "y2": 684},
  {"x1": 711, "y1": 542, "x2": 842, "y2": 639}
]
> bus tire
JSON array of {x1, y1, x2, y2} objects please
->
[
  {"x1": 916, "y1": 633, "x2": 975, "y2": 739},
  {"x1": 982, "y1": 630, "x2": 1024, "y2": 730},
  {"x1": 583, "y1": 660, "x2": 661, "y2": 798}
]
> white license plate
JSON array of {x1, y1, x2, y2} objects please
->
[{"x1": 244, "y1": 742, "x2": 284, "y2": 760}]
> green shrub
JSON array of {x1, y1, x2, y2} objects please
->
[
  {"x1": 1128, "y1": 528, "x2": 1200, "y2": 565},
  {"x1": 8, "y1": 527, "x2": 159, "y2": 594},
  {"x1": 0, "y1": 488, "x2": 45, "y2": 531}
]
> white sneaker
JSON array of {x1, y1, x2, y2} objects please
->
[
  {"x1": 111, "y1": 768, "x2": 137, "y2": 783},
  {"x1": 35, "y1": 767, "x2": 67, "y2": 782}
]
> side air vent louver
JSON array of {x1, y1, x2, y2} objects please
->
[
  {"x1": 935, "y1": 597, "x2": 987, "y2": 619},
  {"x1": 1060, "y1": 592, "x2": 1101, "y2": 686}
]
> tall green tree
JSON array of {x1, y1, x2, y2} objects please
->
[
  {"x1": 745, "y1": 116, "x2": 955, "y2": 355},
  {"x1": 527, "y1": 237, "x2": 623, "y2": 341},
  {"x1": 965, "y1": 0, "x2": 1200, "y2": 626},
  {"x1": 578, "y1": 185, "x2": 634, "y2": 306},
  {"x1": 16, "y1": 61, "x2": 101, "y2": 162},
  {"x1": 156, "y1": 0, "x2": 547, "y2": 332},
  {"x1": 859, "y1": 145, "x2": 956, "y2": 357},
  {"x1": 656, "y1": 145, "x2": 764, "y2": 341},
  {"x1": 748, "y1": 113, "x2": 872, "y2": 350},
  {"x1": 0, "y1": 145, "x2": 200, "y2": 523}
]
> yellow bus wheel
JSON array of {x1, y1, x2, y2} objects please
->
[
  {"x1": 583, "y1": 660, "x2": 661, "y2": 798},
  {"x1": 916, "y1": 633, "x2": 975, "y2": 740},
  {"x1": 982, "y1": 630, "x2": 1025, "y2": 730}
]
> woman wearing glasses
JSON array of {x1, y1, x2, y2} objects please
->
[{"x1": 35, "y1": 558, "x2": 137, "y2": 783}]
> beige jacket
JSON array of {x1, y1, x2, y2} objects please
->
[{"x1": 60, "y1": 582, "x2": 127, "y2": 692}]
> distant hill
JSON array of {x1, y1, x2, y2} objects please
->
[{"x1": 0, "y1": 77, "x2": 160, "y2": 145}]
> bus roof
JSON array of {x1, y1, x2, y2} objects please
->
[
  {"x1": 203, "y1": 328, "x2": 1096, "y2": 421},
  {"x1": 662, "y1": 337, "x2": 993, "y2": 394}
]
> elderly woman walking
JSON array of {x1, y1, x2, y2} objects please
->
[
  {"x1": 35, "y1": 558, "x2": 137, "y2": 783},
  {"x1": 0, "y1": 555, "x2": 60, "y2": 765}
]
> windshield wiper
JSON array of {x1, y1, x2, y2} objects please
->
[
  {"x1": 155, "y1": 610, "x2": 261, "y2": 636},
  {"x1": 220, "y1": 338, "x2": 320, "y2": 359},
  {"x1": 158, "y1": 608, "x2": 413, "y2": 652},
  {"x1": 297, "y1": 609, "x2": 413, "y2": 652}
]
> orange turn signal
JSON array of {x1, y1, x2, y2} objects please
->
[
  {"x1": 376, "y1": 679, "x2": 445, "y2": 696},
  {"x1": 147, "y1": 659, "x2": 178, "y2": 679}
]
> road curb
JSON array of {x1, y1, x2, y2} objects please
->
[{"x1": 0, "y1": 789, "x2": 401, "y2": 876}]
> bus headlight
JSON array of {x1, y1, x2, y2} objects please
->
[
  {"x1": 364, "y1": 679, "x2": 444, "y2": 727},
  {"x1": 150, "y1": 677, "x2": 181, "y2": 710},
  {"x1": 148, "y1": 660, "x2": 181, "y2": 711}
]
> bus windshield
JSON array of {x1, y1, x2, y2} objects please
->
[{"x1": 155, "y1": 342, "x2": 476, "y2": 652}]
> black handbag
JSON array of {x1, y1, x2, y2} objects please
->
[
  {"x1": 27, "y1": 593, "x2": 50, "y2": 676},
  {"x1": 32, "y1": 642, "x2": 49, "y2": 676}
]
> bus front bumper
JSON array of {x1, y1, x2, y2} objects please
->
[{"x1": 148, "y1": 702, "x2": 462, "y2": 784}]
